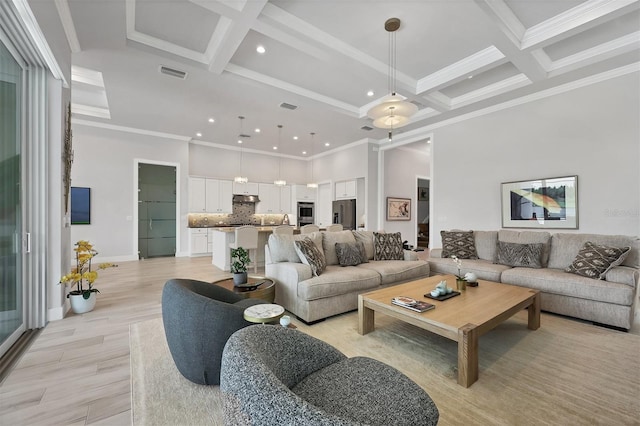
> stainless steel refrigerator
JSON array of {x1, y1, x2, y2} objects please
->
[{"x1": 332, "y1": 199, "x2": 356, "y2": 230}]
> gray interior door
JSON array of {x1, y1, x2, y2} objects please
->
[{"x1": 138, "y1": 163, "x2": 176, "y2": 259}]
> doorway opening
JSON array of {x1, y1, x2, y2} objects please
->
[
  {"x1": 417, "y1": 178, "x2": 430, "y2": 248},
  {"x1": 138, "y1": 163, "x2": 177, "y2": 259}
]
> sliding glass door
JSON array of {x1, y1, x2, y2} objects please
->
[{"x1": 0, "y1": 39, "x2": 24, "y2": 356}]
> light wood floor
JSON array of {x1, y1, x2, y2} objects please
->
[{"x1": 0, "y1": 253, "x2": 638, "y2": 425}]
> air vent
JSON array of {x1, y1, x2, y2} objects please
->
[
  {"x1": 238, "y1": 134, "x2": 251, "y2": 138},
  {"x1": 361, "y1": 125, "x2": 374, "y2": 131},
  {"x1": 280, "y1": 102, "x2": 298, "y2": 110},
  {"x1": 159, "y1": 65, "x2": 187, "y2": 80}
]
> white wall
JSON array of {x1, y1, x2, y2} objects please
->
[
  {"x1": 71, "y1": 125, "x2": 190, "y2": 261},
  {"x1": 429, "y1": 72, "x2": 640, "y2": 247},
  {"x1": 382, "y1": 145, "x2": 430, "y2": 243}
]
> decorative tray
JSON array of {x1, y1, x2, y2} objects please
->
[
  {"x1": 234, "y1": 280, "x2": 266, "y2": 290},
  {"x1": 424, "y1": 291, "x2": 461, "y2": 301}
]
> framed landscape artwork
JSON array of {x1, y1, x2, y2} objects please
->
[
  {"x1": 387, "y1": 197, "x2": 411, "y2": 221},
  {"x1": 501, "y1": 176, "x2": 578, "y2": 229}
]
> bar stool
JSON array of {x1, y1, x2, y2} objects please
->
[
  {"x1": 300, "y1": 224, "x2": 319, "y2": 234},
  {"x1": 273, "y1": 225, "x2": 294, "y2": 235},
  {"x1": 325, "y1": 224, "x2": 343, "y2": 232},
  {"x1": 229, "y1": 226, "x2": 259, "y2": 273}
]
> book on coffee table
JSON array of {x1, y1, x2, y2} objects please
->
[{"x1": 391, "y1": 297, "x2": 435, "y2": 313}]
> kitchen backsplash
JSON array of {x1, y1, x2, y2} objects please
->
[{"x1": 188, "y1": 202, "x2": 286, "y2": 227}]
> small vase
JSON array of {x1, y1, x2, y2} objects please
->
[
  {"x1": 233, "y1": 272, "x2": 248, "y2": 286},
  {"x1": 69, "y1": 292, "x2": 97, "y2": 314},
  {"x1": 456, "y1": 279, "x2": 467, "y2": 292}
]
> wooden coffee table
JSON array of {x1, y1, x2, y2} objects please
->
[
  {"x1": 212, "y1": 275, "x2": 275, "y2": 303},
  {"x1": 358, "y1": 274, "x2": 540, "y2": 387}
]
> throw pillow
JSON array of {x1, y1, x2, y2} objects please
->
[
  {"x1": 373, "y1": 232, "x2": 404, "y2": 261},
  {"x1": 440, "y1": 230, "x2": 478, "y2": 259},
  {"x1": 565, "y1": 241, "x2": 631, "y2": 279},
  {"x1": 294, "y1": 238, "x2": 326, "y2": 277},
  {"x1": 496, "y1": 241, "x2": 544, "y2": 268},
  {"x1": 335, "y1": 241, "x2": 368, "y2": 267},
  {"x1": 352, "y1": 230, "x2": 375, "y2": 260}
]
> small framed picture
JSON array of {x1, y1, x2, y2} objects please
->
[
  {"x1": 387, "y1": 197, "x2": 411, "y2": 221},
  {"x1": 418, "y1": 187, "x2": 428, "y2": 201},
  {"x1": 501, "y1": 175, "x2": 578, "y2": 229}
]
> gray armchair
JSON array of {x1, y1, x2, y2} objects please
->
[
  {"x1": 161, "y1": 278, "x2": 265, "y2": 385},
  {"x1": 220, "y1": 325, "x2": 439, "y2": 425}
]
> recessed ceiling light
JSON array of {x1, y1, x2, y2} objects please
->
[
  {"x1": 208, "y1": 118, "x2": 215, "y2": 123},
  {"x1": 302, "y1": 151, "x2": 307, "y2": 155},
  {"x1": 256, "y1": 45, "x2": 266, "y2": 54},
  {"x1": 293, "y1": 136, "x2": 298, "y2": 140},
  {"x1": 367, "y1": 90, "x2": 374, "y2": 97},
  {"x1": 237, "y1": 140, "x2": 242, "y2": 144},
  {"x1": 467, "y1": 75, "x2": 473, "y2": 79},
  {"x1": 254, "y1": 128, "x2": 260, "y2": 133},
  {"x1": 324, "y1": 142, "x2": 330, "y2": 147},
  {"x1": 196, "y1": 132, "x2": 202, "y2": 137},
  {"x1": 273, "y1": 146, "x2": 278, "y2": 150}
]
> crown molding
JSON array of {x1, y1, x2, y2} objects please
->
[
  {"x1": 416, "y1": 46, "x2": 506, "y2": 93},
  {"x1": 54, "y1": 0, "x2": 80, "y2": 53},
  {"x1": 450, "y1": 73, "x2": 531, "y2": 108},
  {"x1": 71, "y1": 104, "x2": 111, "y2": 119},
  {"x1": 473, "y1": 0, "x2": 525, "y2": 47},
  {"x1": 72, "y1": 118, "x2": 191, "y2": 141}
]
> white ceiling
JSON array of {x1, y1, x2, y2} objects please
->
[{"x1": 48, "y1": 0, "x2": 640, "y2": 157}]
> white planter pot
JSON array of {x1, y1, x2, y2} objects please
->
[{"x1": 69, "y1": 292, "x2": 97, "y2": 314}]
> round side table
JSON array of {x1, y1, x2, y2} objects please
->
[
  {"x1": 212, "y1": 275, "x2": 275, "y2": 303},
  {"x1": 243, "y1": 304, "x2": 285, "y2": 324}
]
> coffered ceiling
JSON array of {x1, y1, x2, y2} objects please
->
[{"x1": 47, "y1": 0, "x2": 639, "y2": 157}]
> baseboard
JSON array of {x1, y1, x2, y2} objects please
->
[{"x1": 48, "y1": 304, "x2": 67, "y2": 321}]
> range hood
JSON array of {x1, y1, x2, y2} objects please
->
[{"x1": 233, "y1": 194, "x2": 260, "y2": 203}]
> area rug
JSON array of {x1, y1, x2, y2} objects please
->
[
  {"x1": 130, "y1": 319, "x2": 224, "y2": 426},
  {"x1": 130, "y1": 311, "x2": 640, "y2": 425}
]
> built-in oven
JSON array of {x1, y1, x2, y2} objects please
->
[{"x1": 297, "y1": 202, "x2": 315, "y2": 227}]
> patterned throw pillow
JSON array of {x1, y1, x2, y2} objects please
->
[
  {"x1": 440, "y1": 231, "x2": 478, "y2": 259},
  {"x1": 335, "y1": 241, "x2": 368, "y2": 266},
  {"x1": 566, "y1": 241, "x2": 630, "y2": 279},
  {"x1": 373, "y1": 232, "x2": 404, "y2": 261},
  {"x1": 496, "y1": 241, "x2": 544, "y2": 268},
  {"x1": 294, "y1": 238, "x2": 326, "y2": 277}
]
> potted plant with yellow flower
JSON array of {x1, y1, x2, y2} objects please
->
[{"x1": 60, "y1": 240, "x2": 117, "y2": 314}]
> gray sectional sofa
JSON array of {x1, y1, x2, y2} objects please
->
[
  {"x1": 428, "y1": 230, "x2": 639, "y2": 329},
  {"x1": 265, "y1": 230, "x2": 429, "y2": 323}
]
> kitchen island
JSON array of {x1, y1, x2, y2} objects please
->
[{"x1": 210, "y1": 226, "x2": 285, "y2": 272}]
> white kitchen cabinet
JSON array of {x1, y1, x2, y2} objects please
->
[
  {"x1": 232, "y1": 181, "x2": 259, "y2": 195},
  {"x1": 189, "y1": 228, "x2": 209, "y2": 255},
  {"x1": 205, "y1": 179, "x2": 232, "y2": 213},
  {"x1": 335, "y1": 180, "x2": 357, "y2": 199},
  {"x1": 294, "y1": 185, "x2": 316, "y2": 202},
  {"x1": 257, "y1": 184, "x2": 292, "y2": 214},
  {"x1": 189, "y1": 177, "x2": 206, "y2": 212},
  {"x1": 279, "y1": 185, "x2": 291, "y2": 213}
]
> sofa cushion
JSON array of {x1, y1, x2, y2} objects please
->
[
  {"x1": 440, "y1": 230, "x2": 478, "y2": 259},
  {"x1": 358, "y1": 260, "x2": 429, "y2": 285},
  {"x1": 294, "y1": 238, "x2": 327, "y2": 277},
  {"x1": 496, "y1": 241, "x2": 544, "y2": 268},
  {"x1": 322, "y1": 231, "x2": 357, "y2": 266},
  {"x1": 292, "y1": 356, "x2": 439, "y2": 426},
  {"x1": 297, "y1": 266, "x2": 381, "y2": 300},
  {"x1": 269, "y1": 232, "x2": 323, "y2": 263},
  {"x1": 352, "y1": 230, "x2": 375, "y2": 260},
  {"x1": 500, "y1": 267, "x2": 635, "y2": 306},
  {"x1": 373, "y1": 232, "x2": 404, "y2": 260},
  {"x1": 475, "y1": 231, "x2": 498, "y2": 262},
  {"x1": 548, "y1": 233, "x2": 639, "y2": 270},
  {"x1": 428, "y1": 257, "x2": 511, "y2": 283},
  {"x1": 565, "y1": 242, "x2": 630, "y2": 280},
  {"x1": 335, "y1": 241, "x2": 368, "y2": 267},
  {"x1": 498, "y1": 230, "x2": 551, "y2": 267}
]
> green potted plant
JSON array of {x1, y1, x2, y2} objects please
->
[
  {"x1": 231, "y1": 247, "x2": 250, "y2": 285},
  {"x1": 60, "y1": 240, "x2": 117, "y2": 314}
]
